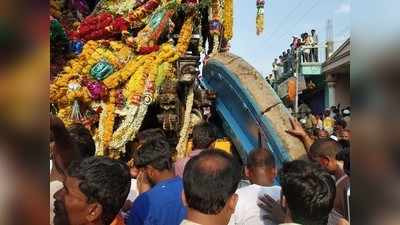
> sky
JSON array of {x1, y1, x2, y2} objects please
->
[{"x1": 229, "y1": 0, "x2": 351, "y2": 77}]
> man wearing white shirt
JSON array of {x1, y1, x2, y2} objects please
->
[{"x1": 228, "y1": 148, "x2": 280, "y2": 225}]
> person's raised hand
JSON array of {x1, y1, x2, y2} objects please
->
[
  {"x1": 257, "y1": 194, "x2": 286, "y2": 224},
  {"x1": 286, "y1": 117, "x2": 307, "y2": 139},
  {"x1": 137, "y1": 170, "x2": 151, "y2": 194}
]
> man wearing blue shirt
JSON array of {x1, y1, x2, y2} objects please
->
[{"x1": 127, "y1": 137, "x2": 187, "y2": 225}]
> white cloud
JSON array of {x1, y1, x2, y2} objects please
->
[{"x1": 336, "y1": 3, "x2": 351, "y2": 14}]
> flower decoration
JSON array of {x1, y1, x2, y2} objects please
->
[
  {"x1": 256, "y1": 0, "x2": 265, "y2": 35},
  {"x1": 223, "y1": 0, "x2": 233, "y2": 40},
  {"x1": 69, "y1": 39, "x2": 84, "y2": 55},
  {"x1": 176, "y1": 86, "x2": 194, "y2": 159},
  {"x1": 176, "y1": 16, "x2": 193, "y2": 57},
  {"x1": 84, "y1": 79, "x2": 108, "y2": 101},
  {"x1": 127, "y1": 0, "x2": 160, "y2": 26},
  {"x1": 70, "y1": 13, "x2": 129, "y2": 41}
]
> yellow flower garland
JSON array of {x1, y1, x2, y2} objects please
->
[
  {"x1": 50, "y1": 40, "x2": 131, "y2": 107},
  {"x1": 95, "y1": 90, "x2": 117, "y2": 156},
  {"x1": 176, "y1": 16, "x2": 194, "y2": 57},
  {"x1": 124, "y1": 53, "x2": 157, "y2": 104},
  {"x1": 223, "y1": 0, "x2": 233, "y2": 40},
  {"x1": 66, "y1": 81, "x2": 92, "y2": 104},
  {"x1": 256, "y1": 13, "x2": 264, "y2": 35},
  {"x1": 57, "y1": 105, "x2": 73, "y2": 127},
  {"x1": 107, "y1": 43, "x2": 177, "y2": 154},
  {"x1": 211, "y1": 0, "x2": 221, "y2": 54}
]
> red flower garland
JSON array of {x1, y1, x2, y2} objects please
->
[
  {"x1": 70, "y1": 13, "x2": 129, "y2": 41},
  {"x1": 137, "y1": 45, "x2": 160, "y2": 55}
]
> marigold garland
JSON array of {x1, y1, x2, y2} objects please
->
[
  {"x1": 176, "y1": 16, "x2": 194, "y2": 57},
  {"x1": 103, "y1": 55, "x2": 146, "y2": 89},
  {"x1": 256, "y1": 0, "x2": 265, "y2": 35},
  {"x1": 210, "y1": 0, "x2": 221, "y2": 53},
  {"x1": 57, "y1": 105, "x2": 73, "y2": 127},
  {"x1": 223, "y1": 0, "x2": 233, "y2": 40},
  {"x1": 66, "y1": 81, "x2": 92, "y2": 104},
  {"x1": 96, "y1": 90, "x2": 117, "y2": 156},
  {"x1": 124, "y1": 53, "x2": 156, "y2": 104},
  {"x1": 50, "y1": 40, "x2": 131, "y2": 107}
]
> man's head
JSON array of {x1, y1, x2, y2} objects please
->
[
  {"x1": 192, "y1": 122, "x2": 217, "y2": 149},
  {"x1": 133, "y1": 137, "x2": 173, "y2": 186},
  {"x1": 339, "y1": 129, "x2": 351, "y2": 141},
  {"x1": 336, "y1": 148, "x2": 350, "y2": 176},
  {"x1": 279, "y1": 160, "x2": 335, "y2": 225},
  {"x1": 311, "y1": 29, "x2": 316, "y2": 34},
  {"x1": 334, "y1": 120, "x2": 347, "y2": 135},
  {"x1": 54, "y1": 157, "x2": 131, "y2": 225},
  {"x1": 324, "y1": 109, "x2": 330, "y2": 117},
  {"x1": 310, "y1": 139, "x2": 342, "y2": 173},
  {"x1": 50, "y1": 115, "x2": 82, "y2": 175},
  {"x1": 68, "y1": 123, "x2": 95, "y2": 158},
  {"x1": 183, "y1": 149, "x2": 241, "y2": 224},
  {"x1": 245, "y1": 148, "x2": 277, "y2": 186},
  {"x1": 317, "y1": 129, "x2": 329, "y2": 139}
]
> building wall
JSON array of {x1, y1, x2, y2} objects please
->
[{"x1": 334, "y1": 73, "x2": 350, "y2": 107}]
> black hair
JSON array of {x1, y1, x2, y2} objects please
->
[
  {"x1": 133, "y1": 137, "x2": 173, "y2": 171},
  {"x1": 136, "y1": 128, "x2": 166, "y2": 143},
  {"x1": 279, "y1": 160, "x2": 336, "y2": 225},
  {"x1": 337, "y1": 139, "x2": 350, "y2": 149},
  {"x1": 335, "y1": 120, "x2": 347, "y2": 129},
  {"x1": 183, "y1": 149, "x2": 241, "y2": 214},
  {"x1": 247, "y1": 148, "x2": 275, "y2": 169},
  {"x1": 68, "y1": 157, "x2": 131, "y2": 225},
  {"x1": 192, "y1": 122, "x2": 217, "y2": 149},
  {"x1": 50, "y1": 115, "x2": 82, "y2": 172},
  {"x1": 310, "y1": 138, "x2": 342, "y2": 158},
  {"x1": 336, "y1": 148, "x2": 350, "y2": 176},
  {"x1": 68, "y1": 123, "x2": 95, "y2": 158}
]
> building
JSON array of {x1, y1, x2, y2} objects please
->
[{"x1": 322, "y1": 38, "x2": 350, "y2": 108}]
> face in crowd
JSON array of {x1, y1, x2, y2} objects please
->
[{"x1": 53, "y1": 157, "x2": 131, "y2": 225}]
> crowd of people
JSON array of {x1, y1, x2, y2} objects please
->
[
  {"x1": 271, "y1": 29, "x2": 319, "y2": 82},
  {"x1": 50, "y1": 103, "x2": 351, "y2": 225},
  {"x1": 297, "y1": 104, "x2": 351, "y2": 148}
]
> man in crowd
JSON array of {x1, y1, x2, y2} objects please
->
[
  {"x1": 323, "y1": 109, "x2": 335, "y2": 135},
  {"x1": 311, "y1": 29, "x2": 319, "y2": 62},
  {"x1": 181, "y1": 149, "x2": 241, "y2": 225},
  {"x1": 128, "y1": 138, "x2": 186, "y2": 225},
  {"x1": 342, "y1": 108, "x2": 351, "y2": 129},
  {"x1": 317, "y1": 129, "x2": 329, "y2": 140},
  {"x1": 50, "y1": 115, "x2": 82, "y2": 225},
  {"x1": 228, "y1": 148, "x2": 280, "y2": 225},
  {"x1": 309, "y1": 139, "x2": 350, "y2": 221},
  {"x1": 53, "y1": 157, "x2": 131, "y2": 225},
  {"x1": 175, "y1": 122, "x2": 217, "y2": 177},
  {"x1": 333, "y1": 120, "x2": 347, "y2": 137},
  {"x1": 258, "y1": 160, "x2": 336, "y2": 225},
  {"x1": 286, "y1": 117, "x2": 351, "y2": 223},
  {"x1": 68, "y1": 123, "x2": 96, "y2": 158},
  {"x1": 339, "y1": 129, "x2": 351, "y2": 142}
]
